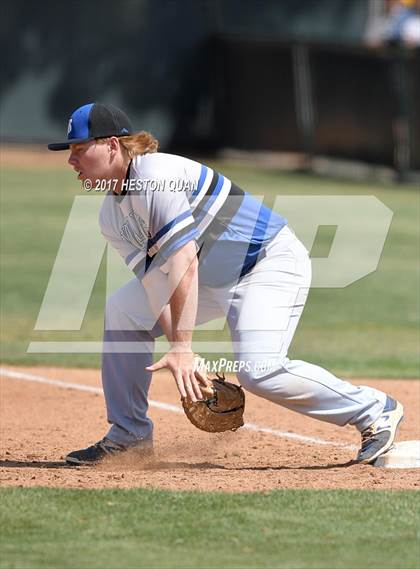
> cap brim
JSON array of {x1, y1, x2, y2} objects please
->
[{"x1": 47, "y1": 137, "x2": 94, "y2": 151}]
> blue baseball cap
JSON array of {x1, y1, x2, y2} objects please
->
[{"x1": 48, "y1": 102, "x2": 133, "y2": 151}]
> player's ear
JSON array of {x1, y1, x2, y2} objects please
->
[{"x1": 108, "y1": 136, "x2": 120, "y2": 153}]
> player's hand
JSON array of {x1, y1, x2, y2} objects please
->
[{"x1": 145, "y1": 348, "x2": 204, "y2": 402}]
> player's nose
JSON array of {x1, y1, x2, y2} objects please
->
[{"x1": 68, "y1": 153, "x2": 77, "y2": 167}]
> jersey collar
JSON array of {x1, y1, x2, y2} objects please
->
[{"x1": 113, "y1": 159, "x2": 132, "y2": 203}]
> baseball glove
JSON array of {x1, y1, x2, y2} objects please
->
[{"x1": 182, "y1": 363, "x2": 245, "y2": 433}]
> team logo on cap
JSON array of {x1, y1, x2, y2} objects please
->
[{"x1": 67, "y1": 118, "x2": 73, "y2": 136}]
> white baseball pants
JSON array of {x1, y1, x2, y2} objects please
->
[{"x1": 102, "y1": 226, "x2": 387, "y2": 446}]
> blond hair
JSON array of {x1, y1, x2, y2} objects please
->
[{"x1": 118, "y1": 131, "x2": 159, "y2": 158}]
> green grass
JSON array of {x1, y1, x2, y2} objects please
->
[
  {"x1": 1, "y1": 162, "x2": 419, "y2": 376},
  {"x1": 0, "y1": 488, "x2": 419, "y2": 569}
]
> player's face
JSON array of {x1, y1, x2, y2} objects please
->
[{"x1": 68, "y1": 140, "x2": 112, "y2": 183}]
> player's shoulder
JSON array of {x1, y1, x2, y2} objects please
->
[{"x1": 131, "y1": 152, "x2": 203, "y2": 179}]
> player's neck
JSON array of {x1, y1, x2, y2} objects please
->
[{"x1": 112, "y1": 156, "x2": 132, "y2": 195}]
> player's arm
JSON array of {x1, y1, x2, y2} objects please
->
[
  {"x1": 135, "y1": 159, "x2": 203, "y2": 400},
  {"x1": 155, "y1": 242, "x2": 198, "y2": 346},
  {"x1": 167, "y1": 239, "x2": 198, "y2": 350},
  {"x1": 157, "y1": 304, "x2": 173, "y2": 343},
  {"x1": 146, "y1": 240, "x2": 201, "y2": 402}
]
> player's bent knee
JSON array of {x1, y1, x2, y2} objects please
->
[
  {"x1": 236, "y1": 357, "x2": 289, "y2": 394},
  {"x1": 236, "y1": 374, "x2": 261, "y2": 395}
]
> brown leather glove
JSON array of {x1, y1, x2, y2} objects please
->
[{"x1": 182, "y1": 359, "x2": 245, "y2": 432}]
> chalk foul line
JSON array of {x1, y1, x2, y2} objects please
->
[{"x1": 0, "y1": 368, "x2": 357, "y2": 451}]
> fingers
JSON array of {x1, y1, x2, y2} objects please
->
[
  {"x1": 174, "y1": 369, "x2": 187, "y2": 400},
  {"x1": 193, "y1": 355, "x2": 208, "y2": 386},
  {"x1": 194, "y1": 369, "x2": 210, "y2": 387},
  {"x1": 181, "y1": 370, "x2": 200, "y2": 403},
  {"x1": 145, "y1": 358, "x2": 166, "y2": 372},
  {"x1": 177, "y1": 369, "x2": 203, "y2": 403},
  {"x1": 145, "y1": 351, "x2": 204, "y2": 403},
  {"x1": 190, "y1": 371, "x2": 204, "y2": 400}
]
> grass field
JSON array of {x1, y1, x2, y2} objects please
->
[
  {"x1": 1, "y1": 157, "x2": 419, "y2": 569},
  {"x1": 1, "y1": 488, "x2": 419, "y2": 569},
  {"x1": 1, "y1": 161, "x2": 419, "y2": 377}
]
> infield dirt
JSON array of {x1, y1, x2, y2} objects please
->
[{"x1": 1, "y1": 366, "x2": 419, "y2": 492}]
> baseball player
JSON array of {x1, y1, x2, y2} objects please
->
[{"x1": 48, "y1": 102, "x2": 404, "y2": 466}]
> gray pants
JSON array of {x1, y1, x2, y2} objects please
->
[{"x1": 102, "y1": 226, "x2": 386, "y2": 446}]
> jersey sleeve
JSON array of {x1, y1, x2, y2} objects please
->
[
  {"x1": 145, "y1": 188, "x2": 199, "y2": 260},
  {"x1": 130, "y1": 155, "x2": 199, "y2": 263}
]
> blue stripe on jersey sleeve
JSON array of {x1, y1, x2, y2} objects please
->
[
  {"x1": 125, "y1": 249, "x2": 141, "y2": 265},
  {"x1": 148, "y1": 210, "x2": 193, "y2": 249},
  {"x1": 192, "y1": 164, "x2": 208, "y2": 197},
  {"x1": 132, "y1": 257, "x2": 147, "y2": 278},
  {"x1": 159, "y1": 226, "x2": 199, "y2": 259},
  {"x1": 194, "y1": 173, "x2": 225, "y2": 225}
]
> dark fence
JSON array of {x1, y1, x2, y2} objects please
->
[
  {"x1": 2, "y1": 4, "x2": 419, "y2": 179},
  {"x1": 213, "y1": 38, "x2": 420, "y2": 175}
]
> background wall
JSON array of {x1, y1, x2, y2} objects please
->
[{"x1": 1, "y1": 0, "x2": 419, "y2": 173}]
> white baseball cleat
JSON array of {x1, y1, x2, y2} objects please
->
[{"x1": 356, "y1": 396, "x2": 404, "y2": 464}]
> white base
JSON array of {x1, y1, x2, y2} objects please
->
[{"x1": 374, "y1": 440, "x2": 420, "y2": 469}]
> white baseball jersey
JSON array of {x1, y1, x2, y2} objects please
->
[
  {"x1": 98, "y1": 153, "x2": 389, "y2": 450},
  {"x1": 99, "y1": 153, "x2": 287, "y2": 287}
]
